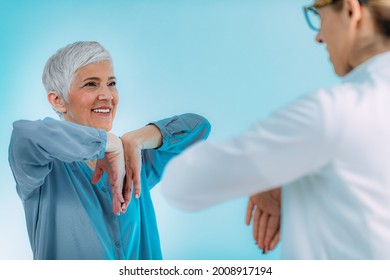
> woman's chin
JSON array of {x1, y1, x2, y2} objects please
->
[{"x1": 90, "y1": 122, "x2": 113, "y2": 132}]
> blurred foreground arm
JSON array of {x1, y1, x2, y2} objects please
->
[{"x1": 160, "y1": 92, "x2": 333, "y2": 210}]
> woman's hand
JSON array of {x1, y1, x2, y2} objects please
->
[
  {"x1": 246, "y1": 187, "x2": 282, "y2": 254},
  {"x1": 119, "y1": 133, "x2": 142, "y2": 211},
  {"x1": 91, "y1": 133, "x2": 126, "y2": 216},
  {"x1": 120, "y1": 124, "x2": 163, "y2": 208}
]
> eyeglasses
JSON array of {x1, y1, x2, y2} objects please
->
[
  {"x1": 303, "y1": 0, "x2": 338, "y2": 31},
  {"x1": 303, "y1": 0, "x2": 366, "y2": 31}
]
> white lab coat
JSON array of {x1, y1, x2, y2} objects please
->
[{"x1": 160, "y1": 51, "x2": 390, "y2": 259}]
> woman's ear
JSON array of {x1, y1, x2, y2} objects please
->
[{"x1": 48, "y1": 91, "x2": 67, "y2": 113}]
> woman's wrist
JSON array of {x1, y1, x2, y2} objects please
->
[
  {"x1": 121, "y1": 125, "x2": 162, "y2": 150},
  {"x1": 106, "y1": 132, "x2": 122, "y2": 153}
]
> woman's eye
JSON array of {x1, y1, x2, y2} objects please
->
[
  {"x1": 84, "y1": 82, "x2": 96, "y2": 87},
  {"x1": 108, "y1": 81, "x2": 116, "y2": 87}
]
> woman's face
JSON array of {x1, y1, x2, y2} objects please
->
[
  {"x1": 316, "y1": 5, "x2": 354, "y2": 76},
  {"x1": 63, "y1": 61, "x2": 118, "y2": 131}
]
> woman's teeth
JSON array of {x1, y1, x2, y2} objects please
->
[{"x1": 92, "y1": 109, "x2": 110, "y2": 113}]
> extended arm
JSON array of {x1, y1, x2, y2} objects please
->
[{"x1": 160, "y1": 91, "x2": 337, "y2": 211}]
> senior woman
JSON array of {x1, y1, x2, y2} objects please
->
[
  {"x1": 161, "y1": 0, "x2": 390, "y2": 259},
  {"x1": 8, "y1": 41, "x2": 211, "y2": 260}
]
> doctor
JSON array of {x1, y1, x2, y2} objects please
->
[{"x1": 161, "y1": 0, "x2": 390, "y2": 259}]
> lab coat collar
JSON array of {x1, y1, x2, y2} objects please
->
[{"x1": 344, "y1": 50, "x2": 390, "y2": 82}]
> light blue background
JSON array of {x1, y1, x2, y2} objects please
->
[{"x1": 0, "y1": 0, "x2": 339, "y2": 259}]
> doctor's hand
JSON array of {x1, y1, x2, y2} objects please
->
[
  {"x1": 246, "y1": 187, "x2": 282, "y2": 254},
  {"x1": 92, "y1": 133, "x2": 126, "y2": 216}
]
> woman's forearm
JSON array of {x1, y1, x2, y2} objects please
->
[
  {"x1": 121, "y1": 125, "x2": 162, "y2": 150},
  {"x1": 106, "y1": 132, "x2": 124, "y2": 153}
]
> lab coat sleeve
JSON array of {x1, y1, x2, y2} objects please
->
[
  {"x1": 160, "y1": 90, "x2": 337, "y2": 210},
  {"x1": 142, "y1": 113, "x2": 211, "y2": 189},
  {"x1": 8, "y1": 117, "x2": 107, "y2": 198}
]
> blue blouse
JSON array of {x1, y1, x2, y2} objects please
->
[{"x1": 8, "y1": 114, "x2": 211, "y2": 260}]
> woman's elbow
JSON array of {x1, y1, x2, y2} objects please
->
[{"x1": 183, "y1": 113, "x2": 212, "y2": 140}]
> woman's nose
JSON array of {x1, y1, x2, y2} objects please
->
[{"x1": 98, "y1": 86, "x2": 113, "y2": 100}]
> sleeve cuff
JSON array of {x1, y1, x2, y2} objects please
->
[
  {"x1": 147, "y1": 115, "x2": 181, "y2": 151},
  {"x1": 96, "y1": 129, "x2": 107, "y2": 159}
]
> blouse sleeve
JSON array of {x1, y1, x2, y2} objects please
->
[
  {"x1": 141, "y1": 113, "x2": 211, "y2": 189},
  {"x1": 8, "y1": 117, "x2": 107, "y2": 198}
]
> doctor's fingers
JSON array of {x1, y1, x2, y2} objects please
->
[
  {"x1": 256, "y1": 212, "x2": 270, "y2": 251},
  {"x1": 270, "y1": 230, "x2": 281, "y2": 251},
  {"x1": 264, "y1": 215, "x2": 280, "y2": 253},
  {"x1": 246, "y1": 198, "x2": 256, "y2": 225},
  {"x1": 253, "y1": 207, "x2": 262, "y2": 241}
]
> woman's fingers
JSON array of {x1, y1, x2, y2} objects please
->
[
  {"x1": 121, "y1": 146, "x2": 142, "y2": 212},
  {"x1": 130, "y1": 151, "x2": 141, "y2": 199},
  {"x1": 91, "y1": 159, "x2": 105, "y2": 184},
  {"x1": 123, "y1": 144, "x2": 142, "y2": 200},
  {"x1": 104, "y1": 153, "x2": 125, "y2": 216},
  {"x1": 111, "y1": 183, "x2": 124, "y2": 216},
  {"x1": 102, "y1": 134, "x2": 127, "y2": 215},
  {"x1": 122, "y1": 161, "x2": 134, "y2": 212},
  {"x1": 133, "y1": 170, "x2": 141, "y2": 199},
  {"x1": 121, "y1": 174, "x2": 132, "y2": 213},
  {"x1": 110, "y1": 168, "x2": 125, "y2": 216}
]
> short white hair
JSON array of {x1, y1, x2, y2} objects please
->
[{"x1": 42, "y1": 41, "x2": 112, "y2": 116}]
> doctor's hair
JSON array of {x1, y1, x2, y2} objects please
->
[
  {"x1": 366, "y1": 0, "x2": 390, "y2": 36},
  {"x1": 42, "y1": 41, "x2": 112, "y2": 117},
  {"x1": 332, "y1": 0, "x2": 390, "y2": 37}
]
